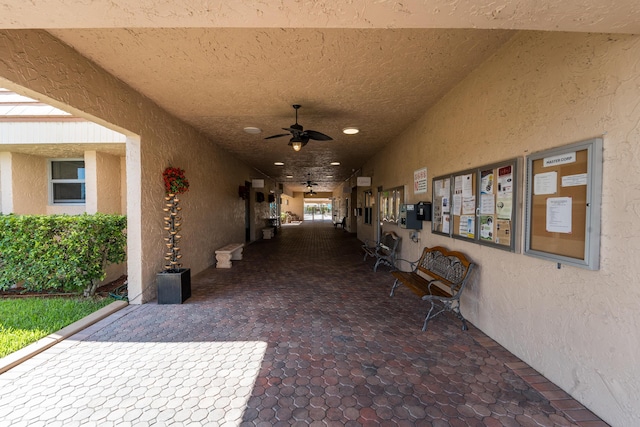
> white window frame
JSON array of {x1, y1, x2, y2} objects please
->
[{"x1": 48, "y1": 158, "x2": 86, "y2": 205}]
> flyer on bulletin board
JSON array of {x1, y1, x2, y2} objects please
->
[
  {"x1": 480, "y1": 216, "x2": 494, "y2": 241},
  {"x1": 546, "y1": 197, "x2": 572, "y2": 233},
  {"x1": 498, "y1": 165, "x2": 513, "y2": 195},
  {"x1": 459, "y1": 215, "x2": 475, "y2": 238},
  {"x1": 496, "y1": 196, "x2": 512, "y2": 220},
  {"x1": 496, "y1": 219, "x2": 511, "y2": 244},
  {"x1": 432, "y1": 197, "x2": 442, "y2": 225},
  {"x1": 442, "y1": 214, "x2": 450, "y2": 233},
  {"x1": 481, "y1": 170, "x2": 494, "y2": 194}
]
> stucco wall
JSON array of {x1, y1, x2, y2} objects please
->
[
  {"x1": 364, "y1": 31, "x2": 640, "y2": 426},
  {"x1": 283, "y1": 193, "x2": 304, "y2": 221},
  {"x1": 0, "y1": 30, "x2": 256, "y2": 304},
  {"x1": 0, "y1": 151, "x2": 86, "y2": 215},
  {"x1": 0, "y1": 152, "x2": 9, "y2": 213},
  {"x1": 11, "y1": 152, "x2": 47, "y2": 214},
  {"x1": 95, "y1": 151, "x2": 123, "y2": 214}
]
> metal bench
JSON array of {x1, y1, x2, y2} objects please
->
[
  {"x1": 390, "y1": 246, "x2": 475, "y2": 331},
  {"x1": 362, "y1": 231, "x2": 401, "y2": 272}
]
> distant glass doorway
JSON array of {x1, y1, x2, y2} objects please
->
[{"x1": 304, "y1": 200, "x2": 332, "y2": 221}]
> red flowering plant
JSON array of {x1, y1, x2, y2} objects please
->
[
  {"x1": 163, "y1": 167, "x2": 189, "y2": 195},
  {"x1": 161, "y1": 166, "x2": 189, "y2": 274}
]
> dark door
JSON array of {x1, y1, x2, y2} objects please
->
[{"x1": 245, "y1": 181, "x2": 251, "y2": 242}]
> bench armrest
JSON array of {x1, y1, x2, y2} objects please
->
[
  {"x1": 426, "y1": 279, "x2": 452, "y2": 295},
  {"x1": 362, "y1": 240, "x2": 379, "y2": 252},
  {"x1": 394, "y1": 257, "x2": 419, "y2": 272}
]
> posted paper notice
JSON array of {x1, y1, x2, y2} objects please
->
[
  {"x1": 534, "y1": 171, "x2": 558, "y2": 195},
  {"x1": 546, "y1": 197, "x2": 572, "y2": 233}
]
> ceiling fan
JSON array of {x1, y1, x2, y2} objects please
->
[
  {"x1": 302, "y1": 174, "x2": 318, "y2": 188},
  {"x1": 265, "y1": 104, "x2": 333, "y2": 151}
]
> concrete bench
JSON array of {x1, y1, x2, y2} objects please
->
[
  {"x1": 262, "y1": 227, "x2": 274, "y2": 239},
  {"x1": 215, "y1": 243, "x2": 244, "y2": 268},
  {"x1": 390, "y1": 246, "x2": 475, "y2": 331}
]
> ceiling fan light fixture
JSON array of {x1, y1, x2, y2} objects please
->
[
  {"x1": 342, "y1": 127, "x2": 359, "y2": 135},
  {"x1": 291, "y1": 141, "x2": 303, "y2": 151}
]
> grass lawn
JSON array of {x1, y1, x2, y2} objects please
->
[{"x1": 0, "y1": 297, "x2": 114, "y2": 358}]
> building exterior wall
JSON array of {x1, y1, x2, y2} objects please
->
[
  {"x1": 11, "y1": 152, "x2": 47, "y2": 214},
  {"x1": 363, "y1": 31, "x2": 640, "y2": 426},
  {"x1": 95, "y1": 151, "x2": 123, "y2": 214},
  {"x1": 0, "y1": 152, "x2": 9, "y2": 213},
  {"x1": 0, "y1": 150, "x2": 122, "y2": 215},
  {"x1": 283, "y1": 193, "x2": 304, "y2": 221},
  {"x1": 120, "y1": 156, "x2": 127, "y2": 213},
  {"x1": 0, "y1": 30, "x2": 256, "y2": 304}
]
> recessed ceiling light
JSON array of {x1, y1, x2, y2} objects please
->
[
  {"x1": 286, "y1": 175, "x2": 293, "y2": 178},
  {"x1": 330, "y1": 162, "x2": 340, "y2": 166},
  {"x1": 326, "y1": 175, "x2": 333, "y2": 178},
  {"x1": 342, "y1": 127, "x2": 359, "y2": 135},
  {"x1": 274, "y1": 162, "x2": 284, "y2": 166},
  {"x1": 243, "y1": 126, "x2": 262, "y2": 134}
]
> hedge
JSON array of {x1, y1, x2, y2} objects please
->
[{"x1": 0, "y1": 214, "x2": 127, "y2": 296}]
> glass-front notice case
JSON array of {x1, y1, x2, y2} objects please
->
[
  {"x1": 432, "y1": 158, "x2": 520, "y2": 252},
  {"x1": 524, "y1": 138, "x2": 603, "y2": 269}
]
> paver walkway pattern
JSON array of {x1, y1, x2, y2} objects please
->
[{"x1": 0, "y1": 221, "x2": 607, "y2": 426}]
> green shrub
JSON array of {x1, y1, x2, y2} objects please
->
[{"x1": 0, "y1": 214, "x2": 127, "y2": 295}]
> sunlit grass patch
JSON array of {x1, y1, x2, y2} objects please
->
[{"x1": 0, "y1": 297, "x2": 112, "y2": 358}]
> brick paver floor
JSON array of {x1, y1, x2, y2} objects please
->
[{"x1": 0, "y1": 221, "x2": 608, "y2": 426}]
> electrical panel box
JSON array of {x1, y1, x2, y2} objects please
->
[{"x1": 399, "y1": 204, "x2": 423, "y2": 230}]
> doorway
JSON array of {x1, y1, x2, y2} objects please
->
[
  {"x1": 303, "y1": 199, "x2": 332, "y2": 221},
  {"x1": 244, "y1": 181, "x2": 251, "y2": 242}
]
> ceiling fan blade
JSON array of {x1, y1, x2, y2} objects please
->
[
  {"x1": 282, "y1": 127, "x2": 304, "y2": 134},
  {"x1": 305, "y1": 130, "x2": 333, "y2": 141},
  {"x1": 264, "y1": 133, "x2": 290, "y2": 140}
]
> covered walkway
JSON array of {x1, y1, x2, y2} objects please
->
[{"x1": 0, "y1": 222, "x2": 605, "y2": 426}]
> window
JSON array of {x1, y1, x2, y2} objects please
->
[
  {"x1": 50, "y1": 160, "x2": 85, "y2": 204},
  {"x1": 363, "y1": 190, "x2": 373, "y2": 225},
  {"x1": 379, "y1": 186, "x2": 404, "y2": 224}
]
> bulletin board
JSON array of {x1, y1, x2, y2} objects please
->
[
  {"x1": 432, "y1": 158, "x2": 520, "y2": 252},
  {"x1": 452, "y1": 169, "x2": 477, "y2": 242},
  {"x1": 524, "y1": 138, "x2": 603, "y2": 269},
  {"x1": 431, "y1": 176, "x2": 451, "y2": 236}
]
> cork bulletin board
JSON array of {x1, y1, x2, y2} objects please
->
[{"x1": 524, "y1": 138, "x2": 603, "y2": 269}]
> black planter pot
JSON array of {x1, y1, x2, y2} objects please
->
[{"x1": 157, "y1": 268, "x2": 191, "y2": 304}]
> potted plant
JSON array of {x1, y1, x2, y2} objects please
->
[{"x1": 157, "y1": 166, "x2": 191, "y2": 304}]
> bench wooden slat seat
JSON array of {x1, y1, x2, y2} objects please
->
[
  {"x1": 362, "y1": 231, "x2": 401, "y2": 272},
  {"x1": 390, "y1": 246, "x2": 475, "y2": 331}
]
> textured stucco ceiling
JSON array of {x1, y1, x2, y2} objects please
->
[{"x1": 2, "y1": 0, "x2": 639, "y2": 192}]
